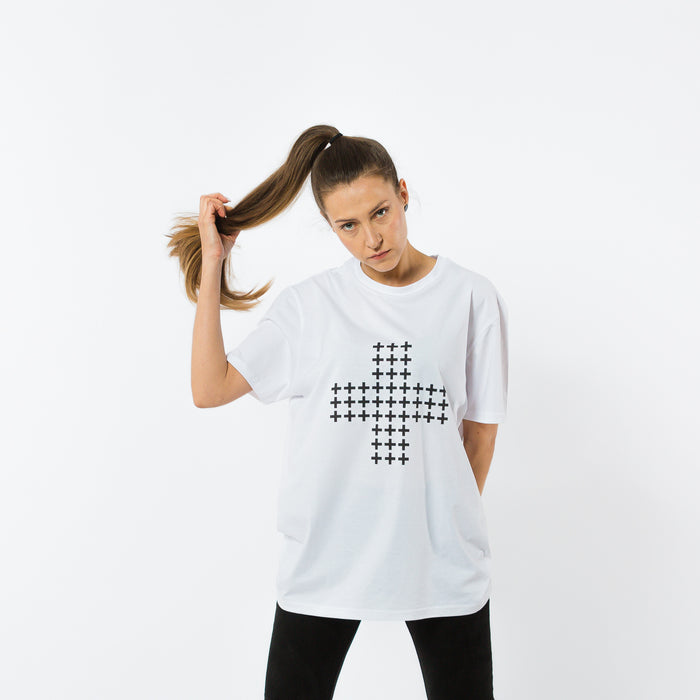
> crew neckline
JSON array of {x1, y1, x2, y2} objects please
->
[{"x1": 352, "y1": 254, "x2": 445, "y2": 295}]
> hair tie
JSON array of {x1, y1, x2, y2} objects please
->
[{"x1": 312, "y1": 132, "x2": 343, "y2": 162}]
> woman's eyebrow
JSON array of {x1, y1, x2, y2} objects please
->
[{"x1": 334, "y1": 201, "x2": 388, "y2": 223}]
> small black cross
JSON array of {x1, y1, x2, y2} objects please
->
[{"x1": 329, "y1": 341, "x2": 449, "y2": 466}]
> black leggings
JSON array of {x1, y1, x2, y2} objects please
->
[{"x1": 264, "y1": 598, "x2": 493, "y2": 700}]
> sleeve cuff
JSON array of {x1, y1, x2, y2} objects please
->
[{"x1": 462, "y1": 411, "x2": 506, "y2": 424}]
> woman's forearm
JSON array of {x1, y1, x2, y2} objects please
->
[
  {"x1": 463, "y1": 439, "x2": 496, "y2": 495},
  {"x1": 191, "y1": 257, "x2": 227, "y2": 406}
]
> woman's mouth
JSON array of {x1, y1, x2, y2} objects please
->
[{"x1": 370, "y1": 249, "x2": 390, "y2": 260}]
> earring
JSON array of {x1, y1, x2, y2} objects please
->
[{"x1": 404, "y1": 203, "x2": 408, "y2": 212}]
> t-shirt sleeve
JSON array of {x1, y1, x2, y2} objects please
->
[
  {"x1": 463, "y1": 285, "x2": 509, "y2": 424},
  {"x1": 225, "y1": 286, "x2": 302, "y2": 404}
]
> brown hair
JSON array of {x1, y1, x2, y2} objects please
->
[{"x1": 165, "y1": 124, "x2": 402, "y2": 311}]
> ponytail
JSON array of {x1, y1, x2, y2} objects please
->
[{"x1": 166, "y1": 124, "x2": 400, "y2": 311}]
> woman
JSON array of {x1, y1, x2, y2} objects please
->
[{"x1": 167, "y1": 125, "x2": 508, "y2": 700}]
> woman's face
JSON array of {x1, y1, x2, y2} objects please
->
[{"x1": 322, "y1": 175, "x2": 409, "y2": 270}]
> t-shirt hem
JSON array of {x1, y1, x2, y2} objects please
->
[{"x1": 276, "y1": 585, "x2": 492, "y2": 621}]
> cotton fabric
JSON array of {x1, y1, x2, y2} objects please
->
[{"x1": 226, "y1": 253, "x2": 508, "y2": 621}]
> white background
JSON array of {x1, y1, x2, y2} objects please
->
[{"x1": 2, "y1": 1, "x2": 698, "y2": 698}]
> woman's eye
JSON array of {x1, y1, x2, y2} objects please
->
[{"x1": 341, "y1": 208, "x2": 388, "y2": 232}]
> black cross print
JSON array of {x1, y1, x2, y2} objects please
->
[{"x1": 329, "y1": 341, "x2": 449, "y2": 466}]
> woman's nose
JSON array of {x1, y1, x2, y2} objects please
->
[{"x1": 364, "y1": 231, "x2": 382, "y2": 246}]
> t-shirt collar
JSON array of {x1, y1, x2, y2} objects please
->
[{"x1": 351, "y1": 254, "x2": 444, "y2": 295}]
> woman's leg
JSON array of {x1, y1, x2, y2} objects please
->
[
  {"x1": 264, "y1": 601, "x2": 361, "y2": 700},
  {"x1": 405, "y1": 598, "x2": 494, "y2": 700}
]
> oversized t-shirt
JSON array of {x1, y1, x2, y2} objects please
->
[{"x1": 225, "y1": 253, "x2": 508, "y2": 621}]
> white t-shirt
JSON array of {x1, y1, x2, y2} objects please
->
[{"x1": 226, "y1": 253, "x2": 508, "y2": 621}]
